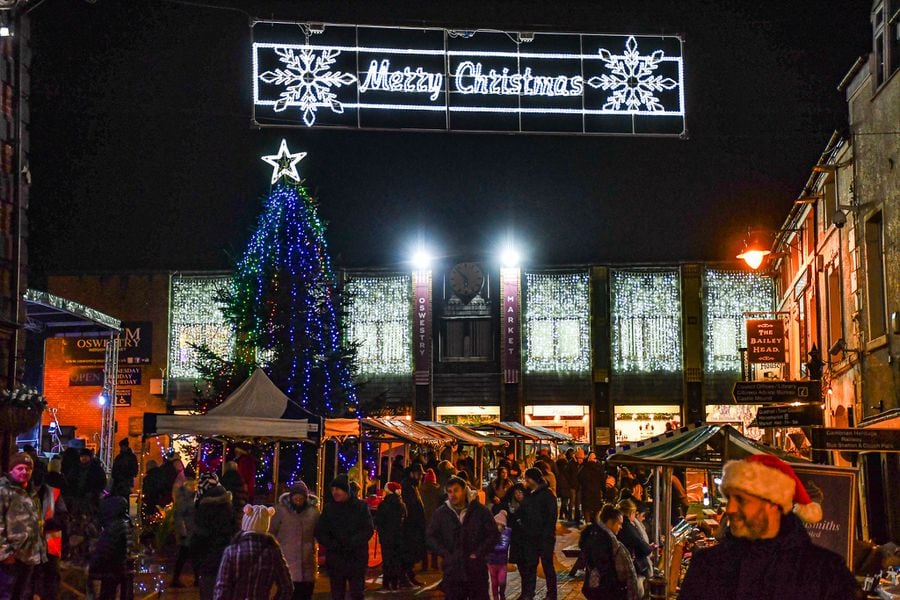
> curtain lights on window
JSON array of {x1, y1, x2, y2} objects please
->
[
  {"x1": 524, "y1": 271, "x2": 591, "y2": 373},
  {"x1": 345, "y1": 275, "x2": 412, "y2": 375},
  {"x1": 169, "y1": 275, "x2": 235, "y2": 379},
  {"x1": 611, "y1": 270, "x2": 682, "y2": 372},
  {"x1": 703, "y1": 269, "x2": 773, "y2": 373}
]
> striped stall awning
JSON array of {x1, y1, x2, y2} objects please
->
[{"x1": 606, "y1": 423, "x2": 808, "y2": 469}]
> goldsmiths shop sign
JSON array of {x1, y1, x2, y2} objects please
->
[{"x1": 252, "y1": 22, "x2": 685, "y2": 136}]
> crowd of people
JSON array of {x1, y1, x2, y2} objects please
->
[{"x1": 1, "y1": 439, "x2": 862, "y2": 600}]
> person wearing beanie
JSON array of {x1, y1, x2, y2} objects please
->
[
  {"x1": 420, "y1": 468, "x2": 443, "y2": 571},
  {"x1": 314, "y1": 474, "x2": 374, "y2": 600},
  {"x1": 190, "y1": 477, "x2": 236, "y2": 600},
  {"x1": 0, "y1": 452, "x2": 43, "y2": 599},
  {"x1": 270, "y1": 481, "x2": 320, "y2": 600},
  {"x1": 374, "y1": 478, "x2": 407, "y2": 591},
  {"x1": 515, "y1": 466, "x2": 558, "y2": 600},
  {"x1": 679, "y1": 455, "x2": 859, "y2": 600},
  {"x1": 486, "y1": 510, "x2": 512, "y2": 600},
  {"x1": 214, "y1": 505, "x2": 292, "y2": 600}
]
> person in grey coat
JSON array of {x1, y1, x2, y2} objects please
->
[{"x1": 270, "y1": 481, "x2": 320, "y2": 600}]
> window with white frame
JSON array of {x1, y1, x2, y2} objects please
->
[
  {"x1": 611, "y1": 270, "x2": 681, "y2": 372},
  {"x1": 704, "y1": 269, "x2": 774, "y2": 373},
  {"x1": 345, "y1": 275, "x2": 412, "y2": 375},
  {"x1": 524, "y1": 271, "x2": 591, "y2": 373},
  {"x1": 169, "y1": 274, "x2": 235, "y2": 379}
]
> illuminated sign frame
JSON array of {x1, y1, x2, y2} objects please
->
[{"x1": 252, "y1": 22, "x2": 685, "y2": 136}]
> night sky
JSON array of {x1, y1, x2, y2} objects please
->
[{"x1": 26, "y1": 0, "x2": 872, "y2": 281}]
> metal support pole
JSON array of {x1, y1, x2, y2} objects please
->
[
  {"x1": 272, "y1": 441, "x2": 281, "y2": 498},
  {"x1": 663, "y1": 467, "x2": 674, "y2": 598},
  {"x1": 358, "y1": 420, "x2": 365, "y2": 495}
]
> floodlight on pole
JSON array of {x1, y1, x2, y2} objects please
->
[
  {"x1": 411, "y1": 247, "x2": 432, "y2": 271},
  {"x1": 500, "y1": 244, "x2": 521, "y2": 268}
]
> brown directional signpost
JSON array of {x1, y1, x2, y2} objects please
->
[
  {"x1": 752, "y1": 403, "x2": 824, "y2": 427},
  {"x1": 732, "y1": 380, "x2": 821, "y2": 404},
  {"x1": 811, "y1": 428, "x2": 900, "y2": 452}
]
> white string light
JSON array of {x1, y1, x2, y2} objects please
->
[
  {"x1": 703, "y1": 269, "x2": 773, "y2": 373},
  {"x1": 611, "y1": 269, "x2": 682, "y2": 373},
  {"x1": 169, "y1": 275, "x2": 235, "y2": 379},
  {"x1": 261, "y1": 139, "x2": 307, "y2": 183},
  {"x1": 345, "y1": 275, "x2": 412, "y2": 375},
  {"x1": 524, "y1": 271, "x2": 591, "y2": 373}
]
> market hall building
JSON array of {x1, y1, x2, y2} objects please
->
[{"x1": 43, "y1": 263, "x2": 775, "y2": 451}]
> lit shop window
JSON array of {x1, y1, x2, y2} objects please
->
[
  {"x1": 524, "y1": 405, "x2": 590, "y2": 444},
  {"x1": 703, "y1": 269, "x2": 773, "y2": 373},
  {"x1": 345, "y1": 275, "x2": 412, "y2": 375},
  {"x1": 169, "y1": 275, "x2": 235, "y2": 379},
  {"x1": 524, "y1": 271, "x2": 590, "y2": 373},
  {"x1": 611, "y1": 270, "x2": 681, "y2": 372}
]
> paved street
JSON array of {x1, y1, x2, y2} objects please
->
[{"x1": 120, "y1": 523, "x2": 584, "y2": 600}]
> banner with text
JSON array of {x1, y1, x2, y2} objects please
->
[
  {"x1": 69, "y1": 366, "x2": 143, "y2": 388},
  {"x1": 501, "y1": 268, "x2": 521, "y2": 384},
  {"x1": 746, "y1": 319, "x2": 786, "y2": 364},
  {"x1": 413, "y1": 271, "x2": 432, "y2": 386},
  {"x1": 252, "y1": 23, "x2": 685, "y2": 136},
  {"x1": 63, "y1": 322, "x2": 153, "y2": 366}
]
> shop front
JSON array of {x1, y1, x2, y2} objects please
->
[
  {"x1": 524, "y1": 404, "x2": 590, "y2": 444},
  {"x1": 435, "y1": 405, "x2": 499, "y2": 426},
  {"x1": 613, "y1": 404, "x2": 681, "y2": 444}
]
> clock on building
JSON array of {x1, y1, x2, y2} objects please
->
[{"x1": 449, "y1": 262, "x2": 484, "y2": 298}]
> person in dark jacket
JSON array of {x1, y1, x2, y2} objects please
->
[
  {"x1": 678, "y1": 455, "x2": 859, "y2": 600},
  {"x1": 565, "y1": 450, "x2": 584, "y2": 523},
  {"x1": 220, "y1": 461, "x2": 249, "y2": 517},
  {"x1": 577, "y1": 452, "x2": 605, "y2": 525},
  {"x1": 515, "y1": 468, "x2": 558, "y2": 600},
  {"x1": 400, "y1": 464, "x2": 427, "y2": 585},
  {"x1": 88, "y1": 495, "x2": 132, "y2": 600},
  {"x1": 555, "y1": 450, "x2": 573, "y2": 521},
  {"x1": 110, "y1": 438, "x2": 139, "y2": 499},
  {"x1": 72, "y1": 449, "x2": 107, "y2": 508},
  {"x1": 190, "y1": 474, "x2": 237, "y2": 600},
  {"x1": 494, "y1": 483, "x2": 527, "y2": 571},
  {"x1": 615, "y1": 499, "x2": 653, "y2": 591},
  {"x1": 426, "y1": 476, "x2": 499, "y2": 600},
  {"x1": 485, "y1": 467, "x2": 513, "y2": 508},
  {"x1": 579, "y1": 505, "x2": 639, "y2": 600},
  {"x1": 314, "y1": 475, "x2": 374, "y2": 600},
  {"x1": 373, "y1": 482, "x2": 406, "y2": 591}
]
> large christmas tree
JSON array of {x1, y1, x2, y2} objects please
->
[{"x1": 197, "y1": 139, "x2": 357, "y2": 419}]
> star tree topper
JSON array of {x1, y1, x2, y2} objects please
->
[{"x1": 261, "y1": 139, "x2": 307, "y2": 184}]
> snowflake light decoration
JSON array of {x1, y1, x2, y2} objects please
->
[
  {"x1": 587, "y1": 36, "x2": 677, "y2": 112},
  {"x1": 258, "y1": 47, "x2": 358, "y2": 126}
]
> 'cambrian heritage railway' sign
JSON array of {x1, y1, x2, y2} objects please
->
[{"x1": 252, "y1": 22, "x2": 685, "y2": 136}]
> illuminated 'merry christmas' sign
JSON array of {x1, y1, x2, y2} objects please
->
[{"x1": 252, "y1": 22, "x2": 685, "y2": 136}]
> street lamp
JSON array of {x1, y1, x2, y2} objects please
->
[{"x1": 736, "y1": 230, "x2": 771, "y2": 270}]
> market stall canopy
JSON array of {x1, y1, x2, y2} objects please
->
[
  {"x1": 324, "y1": 417, "x2": 455, "y2": 447},
  {"x1": 606, "y1": 423, "x2": 807, "y2": 469},
  {"x1": 143, "y1": 369, "x2": 319, "y2": 442},
  {"x1": 365, "y1": 418, "x2": 453, "y2": 447},
  {"x1": 476, "y1": 421, "x2": 560, "y2": 442},
  {"x1": 418, "y1": 421, "x2": 508, "y2": 448},
  {"x1": 526, "y1": 425, "x2": 576, "y2": 442}
]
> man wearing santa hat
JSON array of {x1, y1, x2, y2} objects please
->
[{"x1": 679, "y1": 454, "x2": 860, "y2": 599}]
